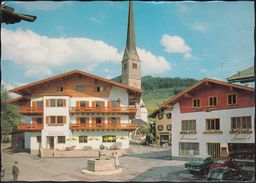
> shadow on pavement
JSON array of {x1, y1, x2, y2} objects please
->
[
  {"x1": 131, "y1": 165, "x2": 203, "y2": 182},
  {"x1": 128, "y1": 150, "x2": 171, "y2": 160}
]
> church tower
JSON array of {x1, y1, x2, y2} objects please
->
[{"x1": 121, "y1": 1, "x2": 141, "y2": 89}]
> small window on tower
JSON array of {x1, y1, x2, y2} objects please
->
[{"x1": 132, "y1": 63, "x2": 137, "y2": 69}]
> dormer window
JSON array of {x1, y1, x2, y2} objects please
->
[
  {"x1": 96, "y1": 86, "x2": 104, "y2": 92},
  {"x1": 193, "y1": 99, "x2": 200, "y2": 108},
  {"x1": 228, "y1": 93, "x2": 237, "y2": 105},
  {"x1": 209, "y1": 96, "x2": 217, "y2": 107}
]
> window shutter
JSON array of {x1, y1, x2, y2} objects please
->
[
  {"x1": 32, "y1": 117, "x2": 36, "y2": 124},
  {"x1": 117, "y1": 117, "x2": 121, "y2": 126},
  {"x1": 108, "y1": 117, "x2": 112, "y2": 127},
  {"x1": 85, "y1": 101, "x2": 89, "y2": 107},
  {"x1": 101, "y1": 101, "x2": 105, "y2": 109},
  {"x1": 76, "y1": 101, "x2": 79, "y2": 107},
  {"x1": 32, "y1": 101, "x2": 36, "y2": 107},
  {"x1": 63, "y1": 99, "x2": 66, "y2": 107},
  {"x1": 76, "y1": 117, "x2": 80, "y2": 124},
  {"x1": 63, "y1": 116, "x2": 66, "y2": 124},
  {"x1": 86, "y1": 117, "x2": 90, "y2": 127},
  {"x1": 108, "y1": 101, "x2": 111, "y2": 109},
  {"x1": 92, "y1": 101, "x2": 96, "y2": 108},
  {"x1": 46, "y1": 116, "x2": 50, "y2": 124},
  {"x1": 46, "y1": 99, "x2": 50, "y2": 107}
]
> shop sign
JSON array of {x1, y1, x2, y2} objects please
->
[{"x1": 231, "y1": 135, "x2": 251, "y2": 143}]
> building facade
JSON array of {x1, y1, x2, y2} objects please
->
[
  {"x1": 9, "y1": 70, "x2": 141, "y2": 155},
  {"x1": 157, "y1": 78, "x2": 254, "y2": 160}
]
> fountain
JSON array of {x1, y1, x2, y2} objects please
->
[{"x1": 81, "y1": 150, "x2": 122, "y2": 175}]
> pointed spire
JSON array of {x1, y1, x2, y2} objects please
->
[
  {"x1": 126, "y1": 1, "x2": 136, "y2": 52},
  {"x1": 122, "y1": 1, "x2": 140, "y2": 61}
]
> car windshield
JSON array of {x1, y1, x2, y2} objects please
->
[
  {"x1": 191, "y1": 157, "x2": 204, "y2": 162},
  {"x1": 214, "y1": 159, "x2": 226, "y2": 164}
]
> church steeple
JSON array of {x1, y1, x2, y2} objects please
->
[{"x1": 121, "y1": 1, "x2": 141, "y2": 89}]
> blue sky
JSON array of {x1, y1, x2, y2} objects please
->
[{"x1": 1, "y1": 1, "x2": 254, "y2": 91}]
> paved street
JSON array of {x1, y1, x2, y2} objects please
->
[{"x1": 1, "y1": 143, "x2": 206, "y2": 181}]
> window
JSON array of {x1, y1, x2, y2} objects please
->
[
  {"x1": 207, "y1": 143, "x2": 220, "y2": 159},
  {"x1": 96, "y1": 101, "x2": 102, "y2": 108},
  {"x1": 166, "y1": 113, "x2": 172, "y2": 119},
  {"x1": 158, "y1": 113, "x2": 163, "y2": 120},
  {"x1": 80, "y1": 117, "x2": 87, "y2": 124},
  {"x1": 103, "y1": 135, "x2": 116, "y2": 143},
  {"x1": 36, "y1": 136, "x2": 41, "y2": 143},
  {"x1": 209, "y1": 96, "x2": 217, "y2": 107},
  {"x1": 36, "y1": 101, "x2": 43, "y2": 107},
  {"x1": 50, "y1": 116, "x2": 56, "y2": 124},
  {"x1": 58, "y1": 86, "x2": 64, "y2": 92},
  {"x1": 206, "y1": 118, "x2": 220, "y2": 130},
  {"x1": 36, "y1": 117, "x2": 42, "y2": 124},
  {"x1": 76, "y1": 85, "x2": 85, "y2": 92},
  {"x1": 132, "y1": 63, "x2": 137, "y2": 69},
  {"x1": 96, "y1": 117, "x2": 102, "y2": 124},
  {"x1": 182, "y1": 120, "x2": 196, "y2": 131},
  {"x1": 193, "y1": 99, "x2": 200, "y2": 108},
  {"x1": 96, "y1": 86, "x2": 104, "y2": 92},
  {"x1": 158, "y1": 125, "x2": 163, "y2": 131},
  {"x1": 57, "y1": 99, "x2": 63, "y2": 107},
  {"x1": 57, "y1": 116, "x2": 63, "y2": 124},
  {"x1": 80, "y1": 101, "x2": 86, "y2": 107},
  {"x1": 57, "y1": 136, "x2": 65, "y2": 144},
  {"x1": 228, "y1": 94, "x2": 237, "y2": 105},
  {"x1": 167, "y1": 125, "x2": 172, "y2": 131},
  {"x1": 50, "y1": 99, "x2": 55, "y2": 107},
  {"x1": 179, "y1": 142, "x2": 199, "y2": 156},
  {"x1": 231, "y1": 116, "x2": 252, "y2": 129},
  {"x1": 111, "y1": 117, "x2": 117, "y2": 125},
  {"x1": 79, "y1": 136, "x2": 88, "y2": 143}
]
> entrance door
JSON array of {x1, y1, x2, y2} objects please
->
[
  {"x1": 207, "y1": 143, "x2": 220, "y2": 159},
  {"x1": 47, "y1": 136, "x2": 54, "y2": 149},
  {"x1": 160, "y1": 134, "x2": 169, "y2": 146}
]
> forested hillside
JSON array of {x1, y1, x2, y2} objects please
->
[{"x1": 112, "y1": 76, "x2": 198, "y2": 114}]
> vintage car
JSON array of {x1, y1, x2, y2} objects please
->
[
  {"x1": 184, "y1": 155, "x2": 214, "y2": 175},
  {"x1": 206, "y1": 168, "x2": 247, "y2": 181},
  {"x1": 209, "y1": 157, "x2": 242, "y2": 171}
]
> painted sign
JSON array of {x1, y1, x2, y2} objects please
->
[{"x1": 231, "y1": 135, "x2": 251, "y2": 143}]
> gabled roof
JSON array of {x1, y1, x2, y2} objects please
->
[
  {"x1": 227, "y1": 66, "x2": 254, "y2": 83},
  {"x1": 9, "y1": 70, "x2": 142, "y2": 95},
  {"x1": 149, "y1": 78, "x2": 254, "y2": 118}
]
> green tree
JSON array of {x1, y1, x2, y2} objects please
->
[
  {"x1": 1, "y1": 84, "x2": 21, "y2": 142},
  {"x1": 139, "y1": 122, "x2": 156, "y2": 145}
]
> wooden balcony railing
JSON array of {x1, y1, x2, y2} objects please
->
[
  {"x1": 69, "y1": 106, "x2": 137, "y2": 114},
  {"x1": 69, "y1": 123, "x2": 137, "y2": 131},
  {"x1": 17, "y1": 123, "x2": 43, "y2": 132},
  {"x1": 20, "y1": 106, "x2": 43, "y2": 115}
]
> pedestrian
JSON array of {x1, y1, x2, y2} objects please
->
[
  {"x1": 12, "y1": 161, "x2": 19, "y2": 181},
  {"x1": 112, "y1": 152, "x2": 120, "y2": 169}
]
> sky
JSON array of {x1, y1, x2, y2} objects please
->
[{"x1": 1, "y1": 1, "x2": 254, "y2": 92}]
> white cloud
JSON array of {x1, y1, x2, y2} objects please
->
[
  {"x1": 2, "y1": 81, "x2": 22, "y2": 98},
  {"x1": 160, "y1": 34, "x2": 192, "y2": 59},
  {"x1": 177, "y1": 4, "x2": 189, "y2": 12},
  {"x1": 90, "y1": 17, "x2": 102, "y2": 24},
  {"x1": 138, "y1": 48, "x2": 171, "y2": 75},
  {"x1": 2, "y1": 28, "x2": 171, "y2": 78},
  {"x1": 14, "y1": 1, "x2": 72, "y2": 11}
]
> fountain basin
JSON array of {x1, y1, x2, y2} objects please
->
[{"x1": 87, "y1": 158, "x2": 115, "y2": 172}]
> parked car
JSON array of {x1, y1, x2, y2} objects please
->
[
  {"x1": 184, "y1": 155, "x2": 214, "y2": 175},
  {"x1": 209, "y1": 157, "x2": 242, "y2": 171},
  {"x1": 206, "y1": 167, "x2": 247, "y2": 181}
]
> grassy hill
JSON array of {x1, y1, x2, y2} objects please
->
[{"x1": 112, "y1": 75, "x2": 198, "y2": 114}]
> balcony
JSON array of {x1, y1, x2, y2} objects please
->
[
  {"x1": 69, "y1": 106, "x2": 137, "y2": 114},
  {"x1": 17, "y1": 123, "x2": 43, "y2": 132},
  {"x1": 69, "y1": 123, "x2": 137, "y2": 131},
  {"x1": 20, "y1": 106, "x2": 43, "y2": 115}
]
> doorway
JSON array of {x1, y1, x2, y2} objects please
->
[
  {"x1": 47, "y1": 136, "x2": 54, "y2": 149},
  {"x1": 207, "y1": 143, "x2": 220, "y2": 159},
  {"x1": 160, "y1": 134, "x2": 169, "y2": 146}
]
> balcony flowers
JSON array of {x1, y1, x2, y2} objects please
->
[
  {"x1": 88, "y1": 137, "x2": 99, "y2": 141},
  {"x1": 118, "y1": 136, "x2": 128, "y2": 140},
  {"x1": 229, "y1": 128, "x2": 253, "y2": 134},
  {"x1": 203, "y1": 130, "x2": 223, "y2": 134},
  {"x1": 180, "y1": 130, "x2": 197, "y2": 134}
]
